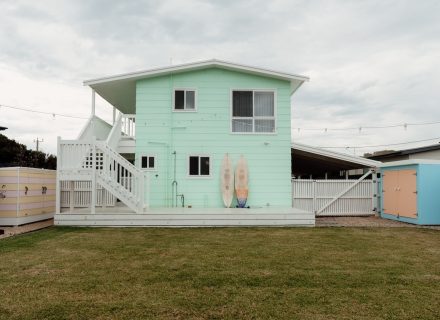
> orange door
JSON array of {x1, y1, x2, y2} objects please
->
[
  {"x1": 396, "y1": 170, "x2": 417, "y2": 218},
  {"x1": 383, "y1": 170, "x2": 399, "y2": 216}
]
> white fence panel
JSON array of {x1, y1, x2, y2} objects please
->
[
  {"x1": 60, "y1": 181, "x2": 116, "y2": 208},
  {"x1": 292, "y1": 179, "x2": 375, "y2": 216}
]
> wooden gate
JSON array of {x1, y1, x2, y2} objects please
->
[{"x1": 292, "y1": 170, "x2": 377, "y2": 216}]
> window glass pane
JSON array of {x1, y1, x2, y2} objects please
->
[
  {"x1": 175, "y1": 90, "x2": 184, "y2": 109},
  {"x1": 254, "y1": 92, "x2": 274, "y2": 116},
  {"x1": 148, "y1": 157, "x2": 155, "y2": 168},
  {"x1": 232, "y1": 91, "x2": 253, "y2": 117},
  {"x1": 141, "y1": 156, "x2": 148, "y2": 168},
  {"x1": 186, "y1": 91, "x2": 195, "y2": 109},
  {"x1": 255, "y1": 119, "x2": 275, "y2": 133},
  {"x1": 232, "y1": 119, "x2": 253, "y2": 132},
  {"x1": 200, "y1": 157, "x2": 210, "y2": 175},
  {"x1": 189, "y1": 156, "x2": 199, "y2": 175}
]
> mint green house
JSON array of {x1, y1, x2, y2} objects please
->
[{"x1": 55, "y1": 60, "x2": 313, "y2": 226}]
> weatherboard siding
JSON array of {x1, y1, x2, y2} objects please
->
[
  {"x1": 135, "y1": 68, "x2": 292, "y2": 208},
  {"x1": 0, "y1": 167, "x2": 56, "y2": 225}
]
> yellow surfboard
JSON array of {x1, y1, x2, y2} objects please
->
[{"x1": 220, "y1": 154, "x2": 234, "y2": 208}]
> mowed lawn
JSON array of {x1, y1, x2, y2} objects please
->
[{"x1": 1, "y1": 227, "x2": 439, "y2": 320}]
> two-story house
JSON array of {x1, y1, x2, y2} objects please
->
[{"x1": 55, "y1": 59, "x2": 313, "y2": 226}]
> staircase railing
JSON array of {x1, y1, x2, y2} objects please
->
[
  {"x1": 95, "y1": 141, "x2": 148, "y2": 212},
  {"x1": 58, "y1": 138, "x2": 148, "y2": 213}
]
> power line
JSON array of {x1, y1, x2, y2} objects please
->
[
  {"x1": 293, "y1": 120, "x2": 440, "y2": 132},
  {"x1": 314, "y1": 137, "x2": 440, "y2": 149},
  {"x1": 0, "y1": 103, "x2": 89, "y2": 120}
]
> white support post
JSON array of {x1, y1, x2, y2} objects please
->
[
  {"x1": 91, "y1": 89, "x2": 96, "y2": 136},
  {"x1": 91, "y1": 137, "x2": 96, "y2": 214},
  {"x1": 91, "y1": 89, "x2": 96, "y2": 116},
  {"x1": 113, "y1": 107, "x2": 116, "y2": 125},
  {"x1": 55, "y1": 136, "x2": 61, "y2": 215}
]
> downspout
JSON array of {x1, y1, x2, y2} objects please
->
[{"x1": 171, "y1": 151, "x2": 177, "y2": 207}]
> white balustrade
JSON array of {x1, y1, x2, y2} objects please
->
[
  {"x1": 58, "y1": 138, "x2": 149, "y2": 213},
  {"x1": 121, "y1": 114, "x2": 136, "y2": 138}
]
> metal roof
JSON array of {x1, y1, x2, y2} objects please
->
[
  {"x1": 379, "y1": 159, "x2": 440, "y2": 167},
  {"x1": 83, "y1": 59, "x2": 309, "y2": 114},
  {"x1": 292, "y1": 142, "x2": 382, "y2": 168},
  {"x1": 367, "y1": 143, "x2": 440, "y2": 160}
]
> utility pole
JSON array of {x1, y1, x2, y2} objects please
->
[{"x1": 34, "y1": 137, "x2": 44, "y2": 151}]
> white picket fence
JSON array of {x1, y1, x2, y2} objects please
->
[{"x1": 292, "y1": 178, "x2": 376, "y2": 216}]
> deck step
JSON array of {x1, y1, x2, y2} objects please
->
[{"x1": 55, "y1": 208, "x2": 315, "y2": 227}]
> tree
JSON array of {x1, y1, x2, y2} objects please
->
[{"x1": 0, "y1": 134, "x2": 56, "y2": 169}]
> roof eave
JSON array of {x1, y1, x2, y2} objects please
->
[{"x1": 83, "y1": 59, "x2": 310, "y2": 86}]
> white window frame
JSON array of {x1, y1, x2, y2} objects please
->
[
  {"x1": 187, "y1": 154, "x2": 212, "y2": 178},
  {"x1": 230, "y1": 89, "x2": 277, "y2": 134},
  {"x1": 173, "y1": 88, "x2": 198, "y2": 112},
  {"x1": 139, "y1": 154, "x2": 157, "y2": 171}
]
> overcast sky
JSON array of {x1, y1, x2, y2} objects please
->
[{"x1": 1, "y1": 0, "x2": 439, "y2": 155}]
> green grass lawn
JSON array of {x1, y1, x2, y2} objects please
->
[{"x1": 0, "y1": 227, "x2": 439, "y2": 320}]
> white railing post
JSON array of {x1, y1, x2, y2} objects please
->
[
  {"x1": 91, "y1": 137, "x2": 96, "y2": 214},
  {"x1": 138, "y1": 174, "x2": 144, "y2": 213}
]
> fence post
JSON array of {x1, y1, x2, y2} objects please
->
[
  {"x1": 313, "y1": 180, "x2": 317, "y2": 214},
  {"x1": 372, "y1": 169, "x2": 378, "y2": 215},
  {"x1": 56, "y1": 136, "x2": 61, "y2": 215}
]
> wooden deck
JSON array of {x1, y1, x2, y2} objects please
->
[{"x1": 55, "y1": 205, "x2": 315, "y2": 227}]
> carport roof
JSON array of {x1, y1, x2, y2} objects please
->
[{"x1": 291, "y1": 143, "x2": 381, "y2": 175}]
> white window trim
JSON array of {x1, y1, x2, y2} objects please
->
[
  {"x1": 187, "y1": 154, "x2": 212, "y2": 178},
  {"x1": 230, "y1": 89, "x2": 277, "y2": 135},
  {"x1": 139, "y1": 154, "x2": 157, "y2": 171},
  {"x1": 172, "y1": 88, "x2": 198, "y2": 112}
]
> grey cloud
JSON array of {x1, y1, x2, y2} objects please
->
[{"x1": 1, "y1": 0, "x2": 440, "y2": 154}]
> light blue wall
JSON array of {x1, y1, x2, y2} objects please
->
[
  {"x1": 380, "y1": 164, "x2": 440, "y2": 225},
  {"x1": 417, "y1": 164, "x2": 440, "y2": 224},
  {"x1": 135, "y1": 67, "x2": 292, "y2": 208}
]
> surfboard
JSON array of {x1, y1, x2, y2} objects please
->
[
  {"x1": 235, "y1": 155, "x2": 249, "y2": 208},
  {"x1": 220, "y1": 154, "x2": 234, "y2": 208}
]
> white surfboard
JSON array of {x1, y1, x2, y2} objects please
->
[
  {"x1": 235, "y1": 155, "x2": 249, "y2": 208},
  {"x1": 220, "y1": 153, "x2": 234, "y2": 208}
]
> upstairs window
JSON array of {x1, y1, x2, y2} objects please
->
[
  {"x1": 188, "y1": 155, "x2": 210, "y2": 177},
  {"x1": 232, "y1": 90, "x2": 276, "y2": 133},
  {"x1": 141, "y1": 155, "x2": 155, "y2": 170},
  {"x1": 174, "y1": 89, "x2": 196, "y2": 111}
]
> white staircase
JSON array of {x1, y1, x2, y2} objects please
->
[{"x1": 57, "y1": 137, "x2": 148, "y2": 213}]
